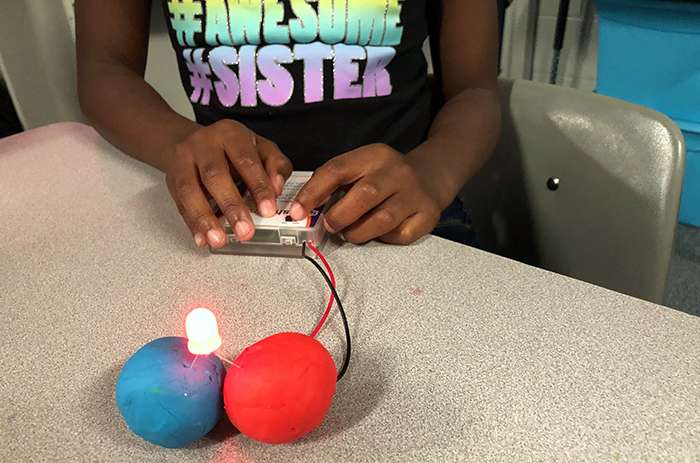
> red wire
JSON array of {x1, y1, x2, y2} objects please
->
[{"x1": 308, "y1": 242, "x2": 335, "y2": 338}]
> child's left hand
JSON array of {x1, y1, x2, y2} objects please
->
[
  {"x1": 289, "y1": 0, "x2": 503, "y2": 245},
  {"x1": 289, "y1": 144, "x2": 444, "y2": 245}
]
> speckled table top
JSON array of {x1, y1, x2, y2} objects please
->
[{"x1": 1, "y1": 123, "x2": 699, "y2": 462}]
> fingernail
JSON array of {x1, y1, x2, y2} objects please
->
[
  {"x1": 207, "y1": 229, "x2": 225, "y2": 246},
  {"x1": 194, "y1": 233, "x2": 206, "y2": 247},
  {"x1": 324, "y1": 218, "x2": 336, "y2": 234},
  {"x1": 338, "y1": 232, "x2": 347, "y2": 242},
  {"x1": 259, "y1": 199, "x2": 275, "y2": 218},
  {"x1": 235, "y1": 221, "x2": 252, "y2": 239},
  {"x1": 290, "y1": 202, "x2": 304, "y2": 221}
]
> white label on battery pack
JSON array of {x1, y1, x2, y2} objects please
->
[{"x1": 237, "y1": 172, "x2": 321, "y2": 228}]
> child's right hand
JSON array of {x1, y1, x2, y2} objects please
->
[
  {"x1": 164, "y1": 119, "x2": 292, "y2": 248},
  {"x1": 74, "y1": 1, "x2": 291, "y2": 249}
]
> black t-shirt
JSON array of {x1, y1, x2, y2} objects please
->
[{"x1": 160, "y1": 0, "x2": 432, "y2": 171}]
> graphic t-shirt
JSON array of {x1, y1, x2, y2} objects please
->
[{"x1": 161, "y1": 0, "x2": 432, "y2": 170}]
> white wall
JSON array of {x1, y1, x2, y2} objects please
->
[{"x1": 501, "y1": 0, "x2": 598, "y2": 91}]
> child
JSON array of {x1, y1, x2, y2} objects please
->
[{"x1": 75, "y1": 0, "x2": 501, "y2": 248}]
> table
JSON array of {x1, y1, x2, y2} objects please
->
[{"x1": 1, "y1": 123, "x2": 699, "y2": 462}]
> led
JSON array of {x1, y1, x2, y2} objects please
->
[{"x1": 186, "y1": 308, "x2": 222, "y2": 355}]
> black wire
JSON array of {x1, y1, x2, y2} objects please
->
[{"x1": 302, "y1": 242, "x2": 351, "y2": 382}]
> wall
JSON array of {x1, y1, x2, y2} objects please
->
[{"x1": 501, "y1": 0, "x2": 598, "y2": 91}]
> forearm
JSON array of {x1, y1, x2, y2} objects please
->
[
  {"x1": 78, "y1": 60, "x2": 201, "y2": 172},
  {"x1": 406, "y1": 85, "x2": 501, "y2": 210}
]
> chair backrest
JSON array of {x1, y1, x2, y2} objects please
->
[
  {"x1": 460, "y1": 79, "x2": 686, "y2": 304},
  {"x1": 143, "y1": 1, "x2": 195, "y2": 120}
]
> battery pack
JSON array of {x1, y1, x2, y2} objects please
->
[{"x1": 210, "y1": 172, "x2": 336, "y2": 257}]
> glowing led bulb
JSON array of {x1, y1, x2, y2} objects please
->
[{"x1": 186, "y1": 308, "x2": 222, "y2": 355}]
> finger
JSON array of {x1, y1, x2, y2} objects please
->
[
  {"x1": 290, "y1": 153, "x2": 364, "y2": 221},
  {"x1": 218, "y1": 126, "x2": 278, "y2": 218},
  {"x1": 321, "y1": 170, "x2": 405, "y2": 233},
  {"x1": 197, "y1": 155, "x2": 255, "y2": 242},
  {"x1": 379, "y1": 210, "x2": 440, "y2": 245},
  {"x1": 340, "y1": 194, "x2": 416, "y2": 244},
  {"x1": 256, "y1": 137, "x2": 293, "y2": 196},
  {"x1": 167, "y1": 162, "x2": 227, "y2": 248}
]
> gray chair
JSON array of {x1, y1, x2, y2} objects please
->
[{"x1": 460, "y1": 79, "x2": 686, "y2": 304}]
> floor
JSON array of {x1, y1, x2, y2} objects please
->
[{"x1": 665, "y1": 223, "x2": 700, "y2": 317}]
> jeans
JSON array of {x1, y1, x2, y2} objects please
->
[{"x1": 430, "y1": 197, "x2": 480, "y2": 248}]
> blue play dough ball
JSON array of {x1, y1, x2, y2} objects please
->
[{"x1": 115, "y1": 336, "x2": 225, "y2": 448}]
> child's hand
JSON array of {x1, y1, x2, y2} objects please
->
[
  {"x1": 289, "y1": 144, "x2": 442, "y2": 245},
  {"x1": 165, "y1": 120, "x2": 292, "y2": 248}
]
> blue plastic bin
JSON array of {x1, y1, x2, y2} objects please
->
[
  {"x1": 596, "y1": 0, "x2": 700, "y2": 226},
  {"x1": 596, "y1": 0, "x2": 700, "y2": 122},
  {"x1": 678, "y1": 120, "x2": 700, "y2": 227}
]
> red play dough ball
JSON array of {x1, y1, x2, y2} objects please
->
[{"x1": 223, "y1": 332, "x2": 337, "y2": 444}]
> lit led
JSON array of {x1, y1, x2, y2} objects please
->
[{"x1": 186, "y1": 308, "x2": 222, "y2": 355}]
